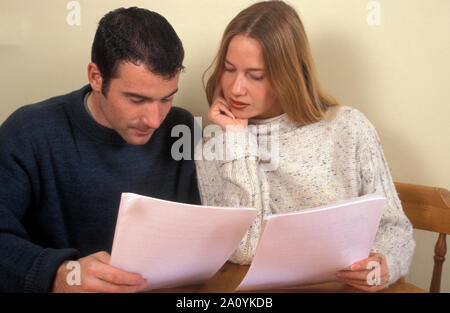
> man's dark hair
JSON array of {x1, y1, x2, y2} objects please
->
[{"x1": 91, "y1": 7, "x2": 184, "y2": 96}]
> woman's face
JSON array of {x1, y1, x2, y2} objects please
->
[{"x1": 220, "y1": 35, "x2": 283, "y2": 120}]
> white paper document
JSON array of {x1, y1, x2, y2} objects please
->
[
  {"x1": 236, "y1": 193, "x2": 385, "y2": 291},
  {"x1": 110, "y1": 193, "x2": 257, "y2": 291}
]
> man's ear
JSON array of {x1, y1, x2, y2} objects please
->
[{"x1": 87, "y1": 62, "x2": 103, "y2": 93}]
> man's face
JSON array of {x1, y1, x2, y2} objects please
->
[{"x1": 91, "y1": 62, "x2": 180, "y2": 145}]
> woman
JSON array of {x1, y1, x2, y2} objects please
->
[{"x1": 195, "y1": 0, "x2": 415, "y2": 292}]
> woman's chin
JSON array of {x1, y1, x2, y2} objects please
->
[{"x1": 231, "y1": 108, "x2": 253, "y2": 120}]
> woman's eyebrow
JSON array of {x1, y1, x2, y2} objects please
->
[{"x1": 224, "y1": 59, "x2": 264, "y2": 72}]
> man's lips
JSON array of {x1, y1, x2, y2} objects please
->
[
  {"x1": 133, "y1": 128, "x2": 153, "y2": 135},
  {"x1": 229, "y1": 99, "x2": 250, "y2": 109}
]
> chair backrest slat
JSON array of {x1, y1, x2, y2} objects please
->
[
  {"x1": 394, "y1": 182, "x2": 450, "y2": 293},
  {"x1": 395, "y1": 183, "x2": 450, "y2": 235}
]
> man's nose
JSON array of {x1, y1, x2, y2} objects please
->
[
  {"x1": 231, "y1": 75, "x2": 246, "y2": 96},
  {"x1": 139, "y1": 105, "x2": 161, "y2": 129}
]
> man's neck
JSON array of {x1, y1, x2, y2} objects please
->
[{"x1": 86, "y1": 91, "x2": 111, "y2": 129}]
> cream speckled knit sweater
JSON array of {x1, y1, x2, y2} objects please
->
[{"x1": 195, "y1": 106, "x2": 415, "y2": 287}]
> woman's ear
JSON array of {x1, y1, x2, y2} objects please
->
[{"x1": 87, "y1": 62, "x2": 103, "y2": 93}]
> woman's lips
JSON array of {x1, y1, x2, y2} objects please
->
[{"x1": 229, "y1": 99, "x2": 250, "y2": 110}]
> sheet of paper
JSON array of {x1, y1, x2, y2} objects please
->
[
  {"x1": 236, "y1": 193, "x2": 385, "y2": 291},
  {"x1": 110, "y1": 193, "x2": 257, "y2": 291}
]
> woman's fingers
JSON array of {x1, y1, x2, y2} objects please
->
[
  {"x1": 338, "y1": 274, "x2": 388, "y2": 286},
  {"x1": 336, "y1": 252, "x2": 389, "y2": 292},
  {"x1": 214, "y1": 102, "x2": 235, "y2": 120},
  {"x1": 337, "y1": 269, "x2": 388, "y2": 281},
  {"x1": 208, "y1": 97, "x2": 250, "y2": 130},
  {"x1": 209, "y1": 100, "x2": 238, "y2": 129}
]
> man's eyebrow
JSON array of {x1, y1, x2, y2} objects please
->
[
  {"x1": 123, "y1": 88, "x2": 179, "y2": 101},
  {"x1": 162, "y1": 88, "x2": 179, "y2": 99},
  {"x1": 224, "y1": 59, "x2": 264, "y2": 72}
]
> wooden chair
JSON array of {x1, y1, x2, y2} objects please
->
[{"x1": 394, "y1": 182, "x2": 450, "y2": 293}]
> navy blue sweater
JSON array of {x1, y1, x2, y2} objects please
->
[{"x1": 0, "y1": 85, "x2": 200, "y2": 292}]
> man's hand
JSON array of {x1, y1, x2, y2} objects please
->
[
  {"x1": 336, "y1": 252, "x2": 389, "y2": 292},
  {"x1": 52, "y1": 251, "x2": 148, "y2": 293}
]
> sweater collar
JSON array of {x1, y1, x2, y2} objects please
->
[
  {"x1": 248, "y1": 113, "x2": 299, "y2": 136},
  {"x1": 65, "y1": 85, "x2": 126, "y2": 145}
]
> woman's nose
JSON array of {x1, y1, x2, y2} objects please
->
[{"x1": 231, "y1": 75, "x2": 246, "y2": 96}]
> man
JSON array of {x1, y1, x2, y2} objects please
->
[{"x1": 0, "y1": 7, "x2": 200, "y2": 292}]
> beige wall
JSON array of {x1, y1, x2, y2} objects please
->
[{"x1": 0, "y1": 0, "x2": 449, "y2": 292}]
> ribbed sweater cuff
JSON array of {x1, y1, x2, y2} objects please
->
[
  {"x1": 220, "y1": 128, "x2": 259, "y2": 163},
  {"x1": 384, "y1": 252, "x2": 400, "y2": 288},
  {"x1": 24, "y1": 248, "x2": 79, "y2": 293}
]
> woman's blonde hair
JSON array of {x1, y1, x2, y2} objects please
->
[{"x1": 204, "y1": 0, "x2": 339, "y2": 125}]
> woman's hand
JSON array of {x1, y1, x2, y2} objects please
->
[
  {"x1": 208, "y1": 87, "x2": 248, "y2": 131},
  {"x1": 208, "y1": 97, "x2": 248, "y2": 131},
  {"x1": 336, "y1": 252, "x2": 389, "y2": 292}
]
